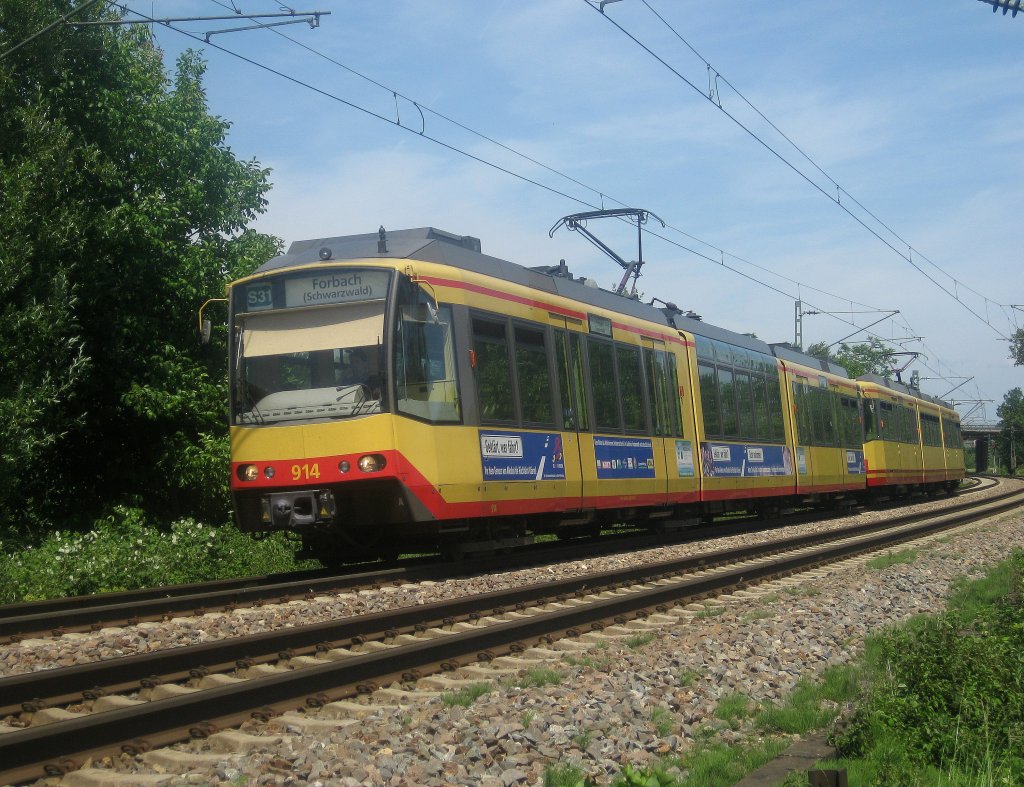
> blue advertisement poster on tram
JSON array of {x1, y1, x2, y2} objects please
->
[
  {"x1": 594, "y1": 436, "x2": 656, "y2": 479},
  {"x1": 846, "y1": 449, "x2": 865, "y2": 475},
  {"x1": 699, "y1": 442, "x2": 794, "y2": 478},
  {"x1": 479, "y1": 430, "x2": 566, "y2": 481}
]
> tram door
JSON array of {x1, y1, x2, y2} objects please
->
[{"x1": 552, "y1": 322, "x2": 586, "y2": 512}]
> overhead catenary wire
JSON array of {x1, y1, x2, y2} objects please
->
[
  {"x1": 117, "y1": 2, "x2": 983, "y2": 406},
  {"x1": 203, "y1": 0, "x2": 912, "y2": 324},
  {"x1": 584, "y1": 0, "x2": 1015, "y2": 342}
]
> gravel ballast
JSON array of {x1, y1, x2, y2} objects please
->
[{"x1": 0, "y1": 485, "x2": 1018, "y2": 785}]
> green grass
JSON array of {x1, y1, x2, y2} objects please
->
[
  {"x1": 740, "y1": 609, "x2": 772, "y2": 623},
  {"x1": 564, "y1": 652, "x2": 614, "y2": 672},
  {"x1": 544, "y1": 763, "x2": 594, "y2": 787},
  {"x1": 677, "y1": 740, "x2": 789, "y2": 787},
  {"x1": 696, "y1": 605, "x2": 726, "y2": 618},
  {"x1": 439, "y1": 682, "x2": 492, "y2": 707},
  {"x1": 573, "y1": 730, "x2": 593, "y2": 749},
  {"x1": 625, "y1": 632, "x2": 656, "y2": 649},
  {"x1": 651, "y1": 706, "x2": 674, "y2": 736},
  {"x1": 757, "y1": 664, "x2": 862, "y2": 734},
  {"x1": 509, "y1": 667, "x2": 563, "y2": 689},
  {"x1": 866, "y1": 548, "x2": 919, "y2": 570},
  {"x1": 713, "y1": 692, "x2": 750, "y2": 726},
  {"x1": 677, "y1": 668, "x2": 701, "y2": 687}
]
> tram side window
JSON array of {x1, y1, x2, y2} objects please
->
[
  {"x1": 698, "y1": 362, "x2": 721, "y2": 437},
  {"x1": 514, "y1": 325, "x2": 554, "y2": 426},
  {"x1": 753, "y1": 376, "x2": 771, "y2": 441},
  {"x1": 395, "y1": 302, "x2": 461, "y2": 423},
  {"x1": 903, "y1": 407, "x2": 918, "y2": 444},
  {"x1": 838, "y1": 396, "x2": 862, "y2": 449},
  {"x1": 863, "y1": 400, "x2": 877, "y2": 440},
  {"x1": 718, "y1": 368, "x2": 739, "y2": 436},
  {"x1": 472, "y1": 318, "x2": 515, "y2": 423},
  {"x1": 767, "y1": 374, "x2": 785, "y2": 441},
  {"x1": 588, "y1": 338, "x2": 620, "y2": 431},
  {"x1": 792, "y1": 382, "x2": 813, "y2": 445},
  {"x1": 666, "y1": 354, "x2": 682, "y2": 437},
  {"x1": 943, "y1": 418, "x2": 962, "y2": 450},
  {"x1": 811, "y1": 388, "x2": 837, "y2": 446},
  {"x1": 617, "y1": 344, "x2": 646, "y2": 432},
  {"x1": 555, "y1": 331, "x2": 589, "y2": 431},
  {"x1": 735, "y1": 372, "x2": 755, "y2": 438},
  {"x1": 645, "y1": 349, "x2": 666, "y2": 436},
  {"x1": 646, "y1": 350, "x2": 682, "y2": 438},
  {"x1": 878, "y1": 402, "x2": 894, "y2": 441}
]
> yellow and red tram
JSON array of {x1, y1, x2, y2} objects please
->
[{"x1": 226, "y1": 227, "x2": 964, "y2": 562}]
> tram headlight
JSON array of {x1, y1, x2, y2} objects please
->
[
  {"x1": 264, "y1": 466, "x2": 275, "y2": 479},
  {"x1": 339, "y1": 460, "x2": 351, "y2": 473},
  {"x1": 358, "y1": 454, "x2": 386, "y2": 473},
  {"x1": 238, "y1": 464, "x2": 259, "y2": 482}
]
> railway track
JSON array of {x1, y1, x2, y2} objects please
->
[
  {"x1": 0, "y1": 478, "x2": 995, "y2": 642},
  {"x1": 0, "y1": 480, "x2": 1018, "y2": 785}
]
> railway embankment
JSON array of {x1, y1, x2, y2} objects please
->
[{"x1": 0, "y1": 481, "x2": 1020, "y2": 785}]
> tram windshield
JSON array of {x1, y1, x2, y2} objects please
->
[{"x1": 233, "y1": 300, "x2": 387, "y2": 424}]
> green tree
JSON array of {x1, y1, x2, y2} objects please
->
[
  {"x1": 806, "y1": 337, "x2": 894, "y2": 379},
  {"x1": 1009, "y1": 328, "x2": 1024, "y2": 366},
  {"x1": 995, "y1": 388, "x2": 1024, "y2": 475},
  {"x1": 0, "y1": 1, "x2": 278, "y2": 536}
]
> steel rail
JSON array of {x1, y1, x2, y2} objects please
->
[
  {"x1": 0, "y1": 483, "x2": 1012, "y2": 717},
  {"x1": 0, "y1": 481, "x2": 991, "y2": 640},
  {"x1": 0, "y1": 489, "x2": 1020, "y2": 783}
]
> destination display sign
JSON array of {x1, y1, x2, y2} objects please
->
[
  {"x1": 239, "y1": 269, "x2": 391, "y2": 313},
  {"x1": 285, "y1": 270, "x2": 390, "y2": 308}
]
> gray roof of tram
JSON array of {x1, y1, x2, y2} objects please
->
[{"x1": 258, "y1": 226, "x2": 847, "y2": 376}]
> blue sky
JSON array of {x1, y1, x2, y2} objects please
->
[{"x1": 126, "y1": 1, "x2": 1022, "y2": 422}]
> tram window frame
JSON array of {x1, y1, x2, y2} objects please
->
[
  {"x1": 718, "y1": 367, "x2": 739, "y2": 437},
  {"x1": 394, "y1": 285, "x2": 462, "y2": 424},
  {"x1": 513, "y1": 323, "x2": 556, "y2": 427},
  {"x1": 698, "y1": 361, "x2": 721, "y2": 438},
  {"x1": 735, "y1": 371, "x2": 756, "y2": 438},
  {"x1": 587, "y1": 336, "x2": 620, "y2": 432},
  {"x1": 863, "y1": 399, "x2": 878, "y2": 440},
  {"x1": 904, "y1": 406, "x2": 918, "y2": 444},
  {"x1": 471, "y1": 315, "x2": 516, "y2": 424},
  {"x1": 766, "y1": 374, "x2": 785, "y2": 441},
  {"x1": 792, "y1": 381, "x2": 814, "y2": 445},
  {"x1": 942, "y1": 418, "x2": 962, "y2": 450},
  {"x1": 694, "y1": 334, "x2": 716, "y2": 361},
  {"x1": 644, "y1": 348, "x2": 669, "y2": 437},
  {"x1": 753, "y1": 376, "x2": 771, "y2": 440},
  {"x1": 878, "y1": 401, "x2": 894, "y2": 441},
  {"x1": 616, "y1": 343, "x2": 648, "y2": 433},
  {"x1": 555, "y1": 330, "x2": 590, "y2": 432},
  {"x1": 666, "y1": 353, "x2": 683, "y2": 438},
  {"x1": 810, "y1": 387, "x2": 837, "y2": 447},
  {"x1": 838, "y1": 395, "x2": 862, "y2": 449}
]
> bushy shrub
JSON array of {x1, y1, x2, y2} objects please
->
[
  {"x1": 835, "y1": 552, "x2": 1024, "y2": 780},
  {"x1": 0, "y1": 505, "x2": 306, "y2": 602}
]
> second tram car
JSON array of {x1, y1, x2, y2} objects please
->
[{"x1": 227, "y1": 227, "x2": 965, "y2": 563}]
